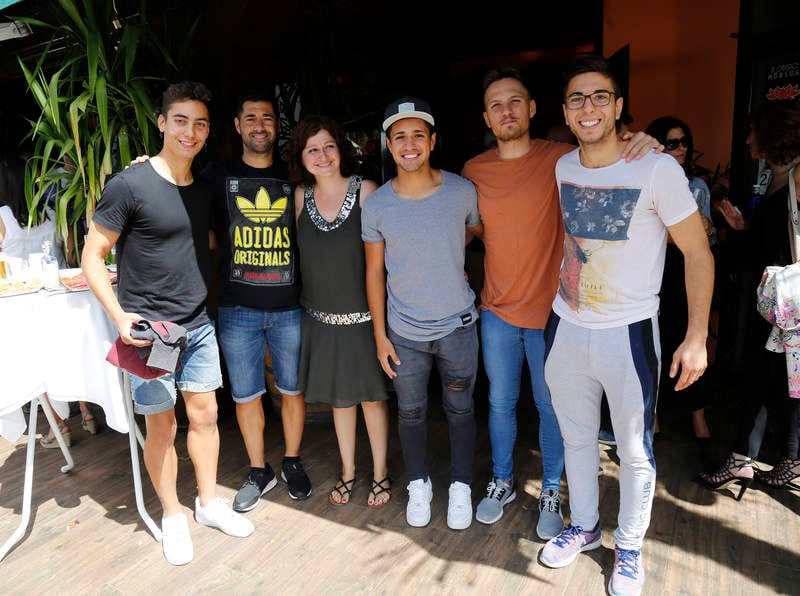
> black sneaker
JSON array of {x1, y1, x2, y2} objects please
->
[
  {"x1": 233, "y1": 465, "x2": 278, "y2": 512},
  {"x1": 281, "y1": 458, "x2": 312, "y2": 500}
]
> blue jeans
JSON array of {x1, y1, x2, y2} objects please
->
[
  {"x1": 130, "y1": 322, "x2": 222, "y2": 415},
  {"x1": 480, "y1": 309, "x2": 564, "y2": 491},
  {"x1": 389, "y1": 324, "x2": 478, "y2": 485},
  {"x1": 217, "y1": 306, "x2": 302, "y2": 402}
]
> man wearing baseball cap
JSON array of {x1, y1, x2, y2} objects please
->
[{"x1": 362, "y1": 96, "x2": 483, "y2": 530}]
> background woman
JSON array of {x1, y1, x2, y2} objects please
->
[
  {"x1": 286, "y1": 115, "x2": 391, "y2": 506},
  {"x1": 645, "y1": 117, "x2": 714, "y2": 444},
  {"x1": 0, "y1": 154, "x2": 97, "y2": 446},
  {"x1": 700, "y1": 99, "x2": 800, "y2": 495}
]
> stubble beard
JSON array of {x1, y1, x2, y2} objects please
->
[
  {"x1": 494, "y1": 121, "x2": 528, "y2": 144},
  {"x1": 244, "y1": 133, "x2": 275, "y2": 156}
]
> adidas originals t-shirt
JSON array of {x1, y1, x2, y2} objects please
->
[{"x1": 202, "y1": 156, "x2": 300, "y2": 311}]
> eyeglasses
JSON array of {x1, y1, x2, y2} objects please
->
[
  {"x1": 664, "y1": 136, "x2": 689, "y2": 151},
  {"x1": 564, "y1": 90, "x2": 614, "y2": 110}
]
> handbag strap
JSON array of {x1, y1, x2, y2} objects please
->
[{"x1": 789, "y1": 165, "x2": 800, "y2": 262}]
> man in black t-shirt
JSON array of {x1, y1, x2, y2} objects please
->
[
  {"x1": 83, "y1": 82, "x2": 254, "y2": 566},
  {"x1": 200, "y1": 93, "x2": 310, "y2": 511}
]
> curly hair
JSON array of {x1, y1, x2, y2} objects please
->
[
  {"x1": 748, "y1": 99, "x2": 800, "y2": 166},
  {"x1": 645, "y1": 116, "x2": 696, "y2": 176},
  {"x1": 285, "y1": 115, "x2": 358, "y2": 187}
]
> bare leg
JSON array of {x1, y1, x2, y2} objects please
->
[
  {"x1": 143, "y1": 409, "x2": 180, "y2": 517},
  {"x1": 331, "y1": 406, "x2": 357, "y2": 504},
  {"x1": 183, "y1": 390, "x2": 220, "y2": 506},
  {"x1": 42, "y1": 394, "x2": 68, "y2": 440},
  {"x1": 281, "y1": 393, "x2": 306, "y2": 457},
  {"x1": 78, "y1": 401, "x2": 97, "y2": 434},
  {"x1": 235, "y1": 397, "x2": 266, "y2": 468},
  {"x1": 79, "y1": 401, "x2": 95, "y2": 421},
  {"x1": 362, "y1": 400, "x2": 389, "y2": 505}
]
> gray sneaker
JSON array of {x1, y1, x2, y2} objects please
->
[
  {"x1": 475, "y1": 477, "x2": 516, "y2": 525},
  {"x1": 233, "y1": 466, "x2": 278, "y2": 512},
  {"x1": 536, "y1": 489, "x2": 564, "y2": 540}
]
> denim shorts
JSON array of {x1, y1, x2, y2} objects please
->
[
  {"x1": 217, "y1": 305, "x2": 302, "y2": 402},
  {"x1": 129, "y1": 322, "x2": 223, "y2": 415}
]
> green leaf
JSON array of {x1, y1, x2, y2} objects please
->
[
  {"x1": 57, "y1": 0, "x2": 88, "y2": 40},
  {"x1": 117, "y1": 23, "x2": 140, "y2": 82},
  {"x1": 96, "y1": 75, "x2": 109, "y2": 145},
  {"x1": 86, "y1": 31, "x2": 100, "y2": 93},
  {"x1": 118, "y1": 127, "x2": 131, "y2": 168}
]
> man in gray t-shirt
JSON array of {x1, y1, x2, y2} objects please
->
[{"x1": 362, "y1": 96, "x2": 483, "y2": 532}]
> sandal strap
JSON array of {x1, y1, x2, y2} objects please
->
[
  {"x1": 332, "y1": 477, "x2": 356, "y2": 497},
  {"x1": 758, "y1": 459, "x2": 800, "y2": 487},
  {"x1": 705, "y1": 453, "x2": 752, "y2": 484},
  {"x1": 370, "y1": 476, "x2": 392, "y2": 497}
]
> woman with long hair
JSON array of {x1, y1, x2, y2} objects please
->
[{"x1": 699, "y1": 99, "x2": 800, "y2": 495}]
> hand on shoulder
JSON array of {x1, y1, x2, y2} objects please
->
[{"x1": 126, "y1": 155, "x2": 150, "y2": 169}]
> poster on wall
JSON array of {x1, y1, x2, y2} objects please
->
[{"x1": 751, "y1": 51, "x2": 800, "y2": 109}]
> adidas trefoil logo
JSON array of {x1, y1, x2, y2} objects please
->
[{"x1": 236, "y1": 187, "x2": 288, "y2": 223}]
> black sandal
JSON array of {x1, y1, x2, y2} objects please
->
[
  {"x1": 329, "y1": 477, "x2": 356, "y2": 506},
  {"x1": 754, "y1": 458, "x2": 800, "y2": 489},
  {"x1": 368, "y1": 476, "x2": 392, "y2": 508}
]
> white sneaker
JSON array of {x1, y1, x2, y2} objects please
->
[
  {"x1": 161, "y1": 512, "x2": 193, "y2": 566},
  {"x1": 447, "y1": 481, "x2": 473, "y2": 530},
  {"x1": 406, "y1": 478, "x2": 433, "y2": 527},
  {"x1": 195, "y1": 497, "x2": 254, "y2": 538}
]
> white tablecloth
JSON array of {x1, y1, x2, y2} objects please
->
[{"x1": 0, "y1": 279, "x2": 129, "y2": 442}]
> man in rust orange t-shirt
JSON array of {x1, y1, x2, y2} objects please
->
[{"x1": 462, "y1": 65, "x2": 659, "y2": 539}]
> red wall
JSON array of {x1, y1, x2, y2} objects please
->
[{"x1": 604, "y1": 0, "x2": 740, "y2": 172}]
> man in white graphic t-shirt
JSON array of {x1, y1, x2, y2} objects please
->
[{"x1": 538, "y1": 55, "x2": 714, "y2": 596}]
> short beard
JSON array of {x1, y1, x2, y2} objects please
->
[{"x1": 494, "y1": 125, "x2": 527, "y2": 144}]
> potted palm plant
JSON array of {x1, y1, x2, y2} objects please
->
[{"x1": 15, "y1": 0, "x2": 194, "y2": 264}]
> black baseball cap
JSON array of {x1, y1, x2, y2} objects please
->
[{"x1": 382, "y1": 96, "x2": 435, "y2": 132}]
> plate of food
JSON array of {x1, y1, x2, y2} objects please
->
[
  {"x1": 59, "y1": 268, "x2": 117, "y2": 292},
  {"x1": 0, "y1": 277, "x2": 43, "y2": 298}
]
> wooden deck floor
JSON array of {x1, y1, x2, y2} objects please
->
[{"x1": 1, "y1": 381, "x2": 799, "y2": 595}]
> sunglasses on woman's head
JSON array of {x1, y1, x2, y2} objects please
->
[{"x1": 664, "y1": 137, "x2": 688, "y2": 151}]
